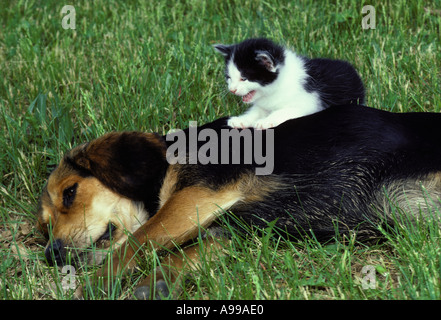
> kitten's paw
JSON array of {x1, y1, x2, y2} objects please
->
[
  {"x1": 252, "y1": 119, "x2": 276, "y2": 130},
  {"x1": 227, "y1": 116, "x2": 253, "y2": 129}
]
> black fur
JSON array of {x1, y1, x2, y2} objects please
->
[
  {"x1": 164, "y1": 105, "x2": 441, "y2": 241},
  {"x1": 64, "y1": 105, "x2": 441, "y2": 243},
  {"x1": 303, "y1": 57, "x2": 365, "y2": 107}
]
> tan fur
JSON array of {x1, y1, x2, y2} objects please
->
[
  {"x1": 158, "y1": 165, "x2": 179, "y2": 208},
  {"x1": 38, "y1": 159, "x2": 149, "y2": 265},
  {"x1": 97, "y1": 183, "x2": 243, "y2": 280},
  {"x1": 380, "y1": 173, "x2": 441, "y2": 223}
]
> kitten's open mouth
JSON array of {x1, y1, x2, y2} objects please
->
[{"x1": 242, "y1": 90, "x2": 256, "y2": 103}]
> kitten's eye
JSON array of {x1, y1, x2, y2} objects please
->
[
  {"x1": 62, "y1": 183, "x2": 78, "y2": 208},
  {"x1": 240, "y1": 77, "x2": 247, "y2": 82}
]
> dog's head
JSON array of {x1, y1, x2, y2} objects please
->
[{"x1": 36, "y1": 132, "x2": 168, "y2": 266}]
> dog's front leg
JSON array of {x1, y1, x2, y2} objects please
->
[
  {"x1": 134, "y1": 236, "x2": 227, "y2": 300},
  {"x1": 86, "y1": 185, "x2": 242, "y2": 297}
]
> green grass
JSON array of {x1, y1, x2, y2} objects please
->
[{"x1": 1, "y1": 0, "x2": 440, "y2": 300}]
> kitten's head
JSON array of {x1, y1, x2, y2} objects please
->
[{"x1": 214, "y1": 38, "x2": 285, "y2": 104}]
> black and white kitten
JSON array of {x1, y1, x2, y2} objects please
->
[{"x1": 214, "y1": 38, "x2": 365, "y2": 129}]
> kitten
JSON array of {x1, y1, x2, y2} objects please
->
[{"x1": 214, "y1": 38, "x2": 365, "y2": 129}]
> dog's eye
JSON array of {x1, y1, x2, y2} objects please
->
[
  {"x1": 98, "y1": 223, "x2": 117, "y2": 242},
  {"x1": 62, "y1": 183, "x2": 78, "y2": 208}
]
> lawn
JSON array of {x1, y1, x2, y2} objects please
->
[{"x1": 0, "y1": 0, "x2": 440, "y2": 300}]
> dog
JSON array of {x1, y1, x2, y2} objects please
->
[{"x1": 36, "y1": 105, "x2": 441, "y2": 299}]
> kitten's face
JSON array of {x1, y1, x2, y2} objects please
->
[
  {"x1": 214, "y1": 38, "x2": 285, "y2": 104},
  {"x1": 225, "y1": 60, "x2": 262, "y2": 103}
]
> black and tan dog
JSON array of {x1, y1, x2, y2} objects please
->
[{"x1": 36, "y1": 105, "x2": 441, "y2": 299}]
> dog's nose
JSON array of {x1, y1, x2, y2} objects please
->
[{"x1": 45, "y1": 239, "x2": 66, "y2": 266}]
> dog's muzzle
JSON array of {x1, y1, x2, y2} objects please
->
[{"x1": 45, "y1": 239, "x2": 66, "y2": 266}]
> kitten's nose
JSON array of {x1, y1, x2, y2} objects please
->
[{"x1": 230, "y1": 89, "x2": 237, "y2": 94}]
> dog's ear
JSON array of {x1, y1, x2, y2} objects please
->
[{"x1": 67, "y1": 132, "x2": 168, "y2": 211}]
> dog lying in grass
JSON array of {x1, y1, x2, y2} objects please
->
[{"x1": 36, "y1": 105, "x2": 441, "y2": 299}]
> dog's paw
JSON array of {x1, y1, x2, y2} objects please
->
[
  {"x1": 134, "y1": 279, "x2": 171, "y2": 300},
  {"x1": 133, "y1": 267, "x2": 180, "y2": 300}
]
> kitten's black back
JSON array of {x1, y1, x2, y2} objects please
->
[{"x1": 303, "y1": 57, "x2": 365, "y2": 107}]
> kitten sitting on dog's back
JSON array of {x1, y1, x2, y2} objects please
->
[{"x1": 214, "y1": 38, "x2": 365, "y2": 129}]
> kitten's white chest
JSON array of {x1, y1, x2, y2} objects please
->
[{"x1": 227, "y1": 50, "x2": 321, "y2": 129}]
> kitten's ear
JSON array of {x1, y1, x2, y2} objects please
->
[
  {"x1": 255, "y1": 50, "x2": 277, "y2": 73},
  {"x1": 213, "y1": 44, "x2": 232, "y2": 57}
]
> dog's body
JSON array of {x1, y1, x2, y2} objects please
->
[{"x1": 36, "y1": 105, "x2": 441, "y2": 298}]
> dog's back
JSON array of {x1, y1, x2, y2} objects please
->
[{"x1": 175, "y1": 105, "x2": 441, "y2": 241}]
